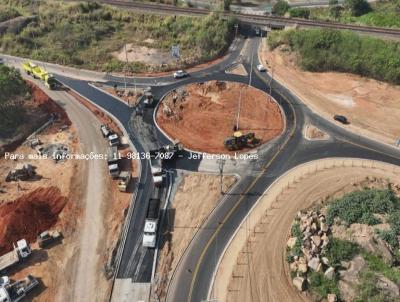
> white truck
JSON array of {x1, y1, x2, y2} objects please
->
[
  {"x1": 150, "y1": 157, "x2": 164, "y2": 186},
  {"x1": 142, "y1": 198, "x2": 161, "y2": 248},
  {"x1": 0, "y1": 275, "x2": 39, "y2": 302},
  {"x1": 0, "y1": 240, "x2": 31, "y2": 274},
  {"x1": 107, "y1": 147, "x2": 120, "y2": 178}
]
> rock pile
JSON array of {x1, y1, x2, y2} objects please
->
[{"x1": 287, "y1": 210, "x2": 337, "y2": 300}]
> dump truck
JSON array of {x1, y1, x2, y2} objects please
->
[
  {"x1": 0, "y1": 275, "x2": 39, "y2": 302},
  {"x1": 37, "y1": 230, "x2": 62, "y2": 248},
  {"x1": 107, "y1": 147, "x2": 120, "y2": 178},
  {"x1": 21, "y1": 62, "x2": 56, "y2": 90},
  {"x1": 224, "y1": 131, "x2": 261, "y2": 151},
  {"x1": 0, "y1": 240, "x2": 31, "y2": 273},
  {"x1": 142, "y1": 198, "x2": 161, "y2": 248}
]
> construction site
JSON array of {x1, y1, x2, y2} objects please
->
[
  {"x1": 0, "y1": 67, "x2": 137, "y2": 301},
  {"x1": 156, "y1": 81, "x2": 284, "y2": 154}
]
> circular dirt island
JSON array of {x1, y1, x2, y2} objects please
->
[{"x1": 156, "y1": 81, "x2": 284, "y2": 154}]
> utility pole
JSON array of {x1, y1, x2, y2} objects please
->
[{"x1": 218, "y1": 159, "x2": 225, "y2": 195}]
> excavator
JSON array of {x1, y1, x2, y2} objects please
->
[{"x1": 224, "y1": 131, "x2": 261, "y2": 151}]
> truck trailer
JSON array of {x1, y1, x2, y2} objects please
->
[
  {"x1": 0, "y1": 240, "x2": 31, "y2": 274},
  {"x1": 107, "y1": 147, "x2": 120, "y2": 178},
  {"x1": 142, "y1": 198, "x2": 161, "y2": 248},
  {"x1": 21, "y1": 62, "x2": 56, "y2": 90}
]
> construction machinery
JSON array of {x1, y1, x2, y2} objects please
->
[
  {"x1": 224, "y1": 131, "x2": 261, "y2": 151},
  {"x1": 0, "y1": 240, "x2": 31, "y2": 273},
  {"x1": 21, "y1": 62, "x2": 57, "y2": 90},
  {"x1": 5, "y1": 164, "x2": 36, "y2": 182},
  {"x1": 37, "y1": 230, "x2": 62, "y2": 248},
  {"x1": 117, "y1": 171, "x2": 131, "y2": 192},
  {"x1": 142, "y1": 198, "x2": 161, "y2": 248},
  {"x1": 0, "y1": 275, "x2": 39, "y2": 302},
  {"x1": 107, "y1": 147, "x2": 120, "y2": 178}
]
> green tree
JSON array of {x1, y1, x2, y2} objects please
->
[
  {"x1": 223, "y1": 0, "x2": 231, "y2": 11},
  {"x1": 344, "y1": 0, "x2": 372, "y2": 16},
  {"x1": 272, "y1": 0, "x2": 290, "y2": 16},
  {"x1": 329, "y1": 0, "x2": 342, "y2": 19},
  {"x1": 289, "y1": 7, "x2": 310, "y2": 19}
]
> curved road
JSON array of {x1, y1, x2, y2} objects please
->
[{"x1": 5, "y1": 24, "x2": 399, "y2": 302}]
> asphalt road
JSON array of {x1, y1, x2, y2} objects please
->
[{"x1": 45, "y1": 29, "x2": 399, "y2": 302}]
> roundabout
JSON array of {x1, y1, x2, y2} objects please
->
[{"x1": 155, "y1": 80, "x2": 284, "y2": 154}]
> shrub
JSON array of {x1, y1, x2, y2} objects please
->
[
  {"x1": 325, "y1": 238, "x2": 360, "y2": 267},
  {"x1": 272, "y1": 0, "x2": 290, "y2": 16},
  {"x1": 344, "y1": 0, "x2": 372, "y2": 16},
  {"x1": 309, "y1": 271, "x2": 340, "y2": 299},
  {"x1": 289, "y1": 8, "x2": 311, "y2": 19},
  {"x1": 325, "y1": 188, "x2": 400, "y2": 225}
]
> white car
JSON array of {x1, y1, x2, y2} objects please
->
[
  {"x1": 173, "y1": 70, "x2": 188, "y2": 79},
  {"x1": 257, "y1": 64, "x2": 266, "y2": 72}
]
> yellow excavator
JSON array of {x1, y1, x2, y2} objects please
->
[{"x1": 224, "y1": 131, "x2": 261, "y2": 151}]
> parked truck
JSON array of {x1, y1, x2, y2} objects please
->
[
  {"x1": 142, "y1": 198, "x2": 161, "y2": 248},
  {"x1": 107, "y1": 147, "x2": 120, "y2": 178},
  {"x1": 0, "y1": 275, "x2": 39, "y2": 302},
  {"x1": 117, "y1": 171, "x2": 131, "y2": 192},
  {"x1": 0, "y1": 240, "x2": 31, "y2": 274},
  {"x1": 149, "y1": 157, "x2": 164, "y2": 186},
  {"x1": 21, "y1": 62, "x2": 57, "y2": 90},
  {"x1": 37, "y1": 230, "x2": 62, "y2": 248}
]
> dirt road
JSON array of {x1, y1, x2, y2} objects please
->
[
  {"x1": 42, "y1": 89, "x2": 109, "y2": 301},
  {"x1": 212, "y1": 159, "x2": 400, "y2": 302}
]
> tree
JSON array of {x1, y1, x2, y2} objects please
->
[
  {"x1": 289, "y1": 7, "x2": 310, "y2": 19},
  {"x1": 344, "y1": 0, "x2": 372, "y2": 16},
  {"x1": 223, "y1": 0, "x2": 231, "y2": 11},
  {"x1": 272, "y1": 0, "x2": 290, "y2": 16},
  {"x1": 329, "y1": 0, "x2": 342, "y2": 20}
]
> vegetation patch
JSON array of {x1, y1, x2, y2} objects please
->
[
  {"x1": 0, "y1": 64, "x2": 28, "y2": 135},
  {"x1": 286, "y1": 187, "x2": 400, "y2": 301},
  {"x1": 0, "y1": 1, "x2": 235, "y2": 73},
  {"x1": 267, "y1": 29, "x2": 400, "y2": 85},
  {"x1": 307, "y1": 0, "x2": 400, "y2": 28}
]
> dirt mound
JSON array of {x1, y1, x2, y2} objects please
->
[
  {"x1": 156, "y1": 81, "x2": 284, "y2": 153},
  {"x1": 27, "y1": 81, "x2": 71, "y2": 126},
  {"x1": 0, "y1": 186, "x2": 67, "y2": 254}
]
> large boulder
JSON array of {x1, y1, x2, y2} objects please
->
[
  {"x1": 293, "y1": 277, "x2": 305, "y2": 291},
  {"x1": 308, "y1": 257, "x2": 320, "y2": 271},
  {"x1": 287, "y1": 237, "x2": 297, "y2": 249},
  {"x1": 327, "y1": 293, "x2": 337, "y2": 302},
  {"x1": 324, "y1": 267, "x2": 335, "y2": 280}
]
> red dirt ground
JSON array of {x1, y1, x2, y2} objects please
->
[
  {"x1": 0, "y1": 186, "x2": 67, "y2": 254},
  {"x1": 27, "y1": 81, "x2": 71, "y2": 127},
  {"x1": 156, "y1": 81, "x2": 284, "y2": 154}
]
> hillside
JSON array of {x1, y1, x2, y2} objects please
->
[
  {"x1": 0, "y1": 1, "x2": 235, "y2": 73},
  {"x1": 0, "y1": 64, "x2": 28, "y2": 136},
  {"x1": 267, "y1": 29, "x2": 400, "y2": 85}
]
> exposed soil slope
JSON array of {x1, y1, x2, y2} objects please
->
[{"x1": 0, "y1": 186, "x2": 66, "y2": 255}]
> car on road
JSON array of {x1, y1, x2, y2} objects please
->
[
  {"x1": 257, "y1": 64, "x2": 266, "y2": 72},
  {"x1": 334, "y1": 115, "x2": 349, "y2": 124},
  {"x1": 0, "y1": 58, "x2": 4, "y2": 65},
  {"x1": 173, "y1": 70, "x2": 188, "y2": 79}
]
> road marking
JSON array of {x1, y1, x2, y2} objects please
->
[
  {"x1": 336, "y1": 138, "x2": 400, "y2": 161},
  {"x1": 186, "y1": 76, "x2": 297, "y2": 302}
]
